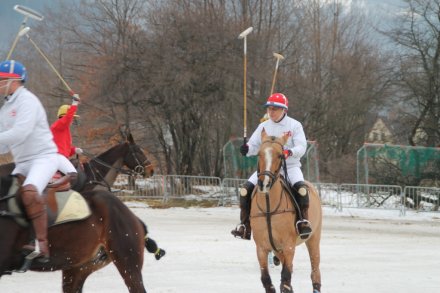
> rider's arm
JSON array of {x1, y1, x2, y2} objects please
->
[{"x1": 287, "y1": 121, "x2": 307, "y2": 159}]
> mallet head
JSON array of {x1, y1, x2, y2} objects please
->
[
  {"x1": 273, "y1": 53, "x2": 285, "y2": 60},
  {"x1": 238, "y1": 27, "x2": 253, "y2": 39},
  {"x1": 18, "y1": 27, "x2": 30, "y2": 37},
  {"x1": 14, "y1": 5, "x2": 44, "y2": 21}
]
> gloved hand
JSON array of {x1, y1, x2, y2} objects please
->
[
  {"x1": 72, "y1": 94, "x2": 80, "y2": 105},
  {"x1": 240, "y1": 144, "x2": 249, "y2": 156},
  {"x1": 283, "y1": 149, "x2": 292, "y2": 159},
  {"x1": 75, "y1": 147, "x2": 83, "y2": 155}
]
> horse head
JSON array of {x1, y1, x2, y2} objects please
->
[
  {"x1": 257, "y1": 128, "x2": 288, "y2": 193},
  {"x1": 124, "y1": 133, "x2": 154, "y2": 178}
]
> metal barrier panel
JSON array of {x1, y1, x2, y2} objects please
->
[
  {"x1": 402, "y1": 186, "x2": 440, "y2": 215},
  {"x1": 163, "y1": 175, "x2": 222, "y2": 202},
  {"x1": 313, "y1": 182, "x2": 341, "y2": 211},
  {"x1": 112, "y1": 174, "x2": 166, "y2": 199},
  {"x1": 220, "y1": 178, "x2": 248, "y2": 206},
  {"x1": 109, "y1": 175, "x2": 440, "y2": 217},
  {"x1": 339, "y1": 184, "x2": 402, "y2": 210}
]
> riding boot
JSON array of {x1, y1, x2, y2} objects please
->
[
  {"x1": 21, "y1": 184, "x2": 50, "y2": 263},
  {"x1": 231, "y1": 181, "x2": 254, "y2": 240},
  {"x1": 293, "y1": 181, "x2": 312, "y2": 240}
]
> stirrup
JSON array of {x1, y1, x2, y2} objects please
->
[
  {"x1": 296, "y1": 219, "x2": 312, "y2": 240},
  {"x1": 231, "y1": 224, "x2": 250, "y2": 240},
  {"x1": 22, "y1": 240, "x2": 49, "y2": 263}
]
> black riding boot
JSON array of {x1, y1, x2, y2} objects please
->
[
  {"x1": 231, "y1": 181, "x2": 254, "y2": 240},
  {"x1": 293, "y1": 181, "x2": 312, "y2": 239}
]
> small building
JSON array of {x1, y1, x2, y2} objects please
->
[{"x1": 366, "y1": 117, "x2": 394, "y2": 144}]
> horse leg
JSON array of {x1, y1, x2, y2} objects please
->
[
  {"x1": 106, "y1": 223, "x2": 146, "y2": 292},
  {"x1": 279, "y1": 248, "x2": 295, "y2": 293},
  {"x1": 110, "y1": 249, "x2": 146, "y2": 293},
  {"x1": 256, "y1": 247, "x2": 276, "y2": 293},
  {"x1": 62, "y1": 267, "x2": 93, "y2": 293},
  {"x1": 306, "y1": 234, "x2": 321, "y2": 293}
]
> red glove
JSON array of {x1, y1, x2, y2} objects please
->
[{"x1": 283, "y1": 149, "x2": 292, "y2": 159}]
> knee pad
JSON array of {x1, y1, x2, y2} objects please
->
[
  {"x1": 293, "y1": 181, "x2": 309, "y2": 206},
  {"x1": 239, "y1": 181, "x2": 255, "y2": 197}
]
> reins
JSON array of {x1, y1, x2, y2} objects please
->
[
  {"x1": 81, "y1": 145, "x2": 147, "y2": 191},
  {"x1": 252, "y1": 137, "x2": 297, "y2": 252}
]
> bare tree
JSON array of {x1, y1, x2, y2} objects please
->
[{"x1": 385, "y1": 0, "x2": 440, "y2": 147}]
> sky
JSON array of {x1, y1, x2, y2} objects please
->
[
  {"x1": 1, "y1": 204, "x2": 439, "y2": 292},
  {"x1": 0, "y1": 0, "x2": 406, "y2": 49},
  {"x1": 0, "y1": 0, "x2": 54, "y2": 51}
]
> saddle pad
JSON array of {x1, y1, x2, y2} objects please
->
[
  {"x1": 7, "y1": 188, "x2": 91, "y2": 227},
  {"x1": 54, "y1": 190, "x2": 91, "y2": 225}
]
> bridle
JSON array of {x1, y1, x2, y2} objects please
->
[
  {"x1": 125, "y1": 144, "x2": 152, "y2": 176},
  {"x1": 83, "y1": 143, "x2": 151, "y2": 190},
  {"x1": 257, "y1": 138, "x2": 285, "y2": 191}
]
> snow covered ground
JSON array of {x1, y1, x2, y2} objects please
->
[{"x1": 1, "y1": 204, "x2": 439, "y2": 293}]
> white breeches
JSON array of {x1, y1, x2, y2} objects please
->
[
  {"x1": 13, "y1": 153, "x2": 77, "y2": 194},
  {"x1": 248, "y1": 166, "x2": 304, "y2": 186}
]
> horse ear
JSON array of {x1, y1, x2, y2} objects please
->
[
  {"x1": 127, "y1": 132, "x2": 135, "y2": 144},
  {"x1": 261, "y1": 128, "x2": 267, "y2": 139}
]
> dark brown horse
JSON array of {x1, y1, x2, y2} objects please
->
[
  {"x1": 250, "y1": 129, "x2": 322, "y2": 293},
  {"x1": 0, "y1": 177, "x2": 148, "y2": 292},
  {"x1": 0, "y1": 133, "x2": 162, "y2": 291},
  {"x1": 79, "y1": 132, "x2": 154, "y2": 191}
]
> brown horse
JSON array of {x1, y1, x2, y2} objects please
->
[
  {"x1": 0, "y1": 176, "x2": 148, "y2": 292},
  {"x1": 250, "y1": 129, "x2": 322, "y2": 293},
  {"x1": 78, "y1": 132, "x2": 154, "y2": 191}
]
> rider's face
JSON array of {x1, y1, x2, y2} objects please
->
[
  {"x1": 267, "y1": 106, "x2": 285, "y2": 122},
  {"x1": 0, "y1": 79, "x2": 12, "y2": 97}
]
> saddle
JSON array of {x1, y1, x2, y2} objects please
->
[{"x1": 6, "y1": 175, "x2": 91, "y2": 227}]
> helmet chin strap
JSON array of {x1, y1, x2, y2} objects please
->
[{"x1": 272, "y1": 112, "x2": 286, "y2": 123}]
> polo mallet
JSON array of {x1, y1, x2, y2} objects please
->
[
  {"x1": 270, "y1": 53, "x2": 285, "y2": 95},
  {"x1": 6, "y1": 5, "x2": 44, "y2": 59},
  {"x1": 238, "y1": 26, "x2": 253, "y2": 145},
  {"x1": 24, "y1": 29, "x2": 76, "y2": 97}
]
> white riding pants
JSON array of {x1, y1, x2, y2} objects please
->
[
  {"x1": 248, "y1": 166, "x2": 304, "y2": 186},
  {"x1": 13, "y1": 153, "x2": 77, "y2": 194}
]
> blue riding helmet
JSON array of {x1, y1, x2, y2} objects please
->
[{"x1": 0, "y1": 60, "x2": 27, "y2": 82}]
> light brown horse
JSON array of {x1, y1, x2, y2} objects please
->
[{"x1": 250, "y1": 129, "x2": 322, "y2": 293}]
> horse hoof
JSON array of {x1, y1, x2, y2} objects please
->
[{"x1": 155, "y1": 248, "x2": 166, "y2": 260}]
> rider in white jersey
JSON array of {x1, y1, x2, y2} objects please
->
[
  {"x1": 231, "y1": 93, "x2": 312, "y2": 240},
  {"x1": 0, "y1": 60, "x2": 77, "y2": 262}
]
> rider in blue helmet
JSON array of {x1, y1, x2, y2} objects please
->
[{"x1": 0, "y1": 60, "x2": 77, "y2": 263}]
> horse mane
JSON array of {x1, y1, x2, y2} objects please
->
[{"x1": 94, "y1": 142, "x2": 129, "y2": 163}]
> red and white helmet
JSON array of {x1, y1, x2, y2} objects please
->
[{"x1": 264, "y1": 93, "x2": 288, "y2": 109}]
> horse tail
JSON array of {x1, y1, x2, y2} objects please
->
[
  {"x1": 137, "y1": 217, "x2": 166, "y2": 260},
  {"x1": 138, "y1": 217, "x2": 155, "y2": 252}
]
